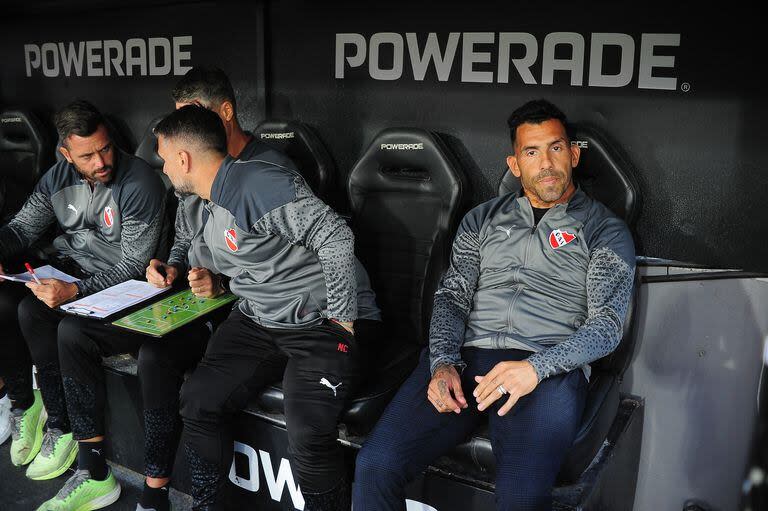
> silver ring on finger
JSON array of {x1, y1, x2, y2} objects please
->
[
  {"x1": 436, "y1": 400, "x2": 444, "y2": 409},
  {"x1": 497, "y1": 384, "x2": 508, "y2": 396}
]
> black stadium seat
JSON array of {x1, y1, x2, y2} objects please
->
[
  {"x1": 448, "y1": 124, "x2": 641, "y2": 485},
  {"x1": 253, "y1": 127, "x2": 468, "y2": 433},
  {"x1": 252, "y1": 120, "x2": 336, "y2": 205},
  {"x1": 0, "y1": 109, "x2": 53, "y2": 219},
  {"x1": 135, "y1": 115, "x2": 169, "y2": 187},
  {"x1": 135, "y1": 115, "x2": 174, "y2": 260}
]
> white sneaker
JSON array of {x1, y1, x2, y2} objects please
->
[{"x1": 0, "y1": 394, "x2": 11, "y2": 445}]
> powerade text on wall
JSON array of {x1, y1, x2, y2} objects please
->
[{"x1": 23, "y1": 36, "x2": 193, "y2": 78}]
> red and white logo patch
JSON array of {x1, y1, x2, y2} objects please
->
[
  {"x1": 103, "y1": 206, "x2": 114, "y2": 228},
  {"x1": 549, "y1": 229, "x2": 576, "y2": 249},
  {"x1": 225, "y1": 228, "x2": 238, "y2": 252}
]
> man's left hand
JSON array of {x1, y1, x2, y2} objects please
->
[
  {"x1": 473, "y1": 360, "x2": 539, "y2": 416},
  {"x1": 25, "y1": 279, "x2": 78, "y2": 308}
]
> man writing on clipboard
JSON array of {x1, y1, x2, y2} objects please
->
[{"x1": 0, "y1": 101, "x2": 166, "y2": 506}]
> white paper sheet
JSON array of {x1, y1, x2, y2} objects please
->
[{"x1": 0, "y1": 264, "x2": 80, "y2": 283}]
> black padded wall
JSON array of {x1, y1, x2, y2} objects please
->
[
  {"x1": 266, "y1": 0, "x2": 767, "y2": 271},
  {"x1": 0, "y1": 0, "x2": 766, "y2": 271},
  {"x1": 0, "y1": 1, "x2": 265, "y2": 148}
]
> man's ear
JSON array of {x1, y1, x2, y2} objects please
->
[
  {"x1": 569, "y1": 142, "x2": 581, "y2": 168},
  {"x1": 59, "y1": 144, "x2": 73, "y2": 164},
  {"x1": 506, "y1": 154, "x2": 521, "y2": 178},
  {"x1": 179, "y1": 150, "x2": 191, "y2": 173},
  {"x1": 219, "y1": 101, "x2": 235, "y2": 123}
]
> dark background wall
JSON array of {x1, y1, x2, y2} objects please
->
[{"x1": 1, "y1": 0, "x2": 766, "y2": 271}]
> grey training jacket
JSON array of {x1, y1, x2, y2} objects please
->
[
  {"x1": 0, "y1": 150, "x2": 166, "y2": 295},
  {"x1": 167, "y1": 136, "x2": 294, "y2": 272},
  {"x1": 198, "y1": 154, "x2": 380, "y2": 329},
  {"x1": 429, "y1": 186, "x2": 635, "y2": 381}
]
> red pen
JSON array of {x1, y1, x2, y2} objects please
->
[{"x1": 24, "y1": 263, "x2": 42, "y2": 285}]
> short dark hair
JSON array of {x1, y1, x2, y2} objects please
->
[
  {"x1": 54, "y1": 100, "x2": 105, "y2": 143},
  {"x1": 154, "y1": 104, "x2": 227, "y2": 156},
  {"x1": 507, "y1": 99, "x2": 572, "y2": 151},
  {"x1": 171, "y1": 66, "x2": 237, "y2": 113}
]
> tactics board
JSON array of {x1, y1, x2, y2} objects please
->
[{"x1": 112, "y1": 289, "x2": 237, "y2": 337}]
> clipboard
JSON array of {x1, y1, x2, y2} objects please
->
[
  {"x1": 60, "y1": 279, "x2": 170, "y2": 319},
  {"x1": 112, "y1": 288, "x2": 237, "y2": 337}
]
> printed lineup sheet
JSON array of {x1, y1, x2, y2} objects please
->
[
  {"x1": 60, "y1": 279, "x2": 169, "y2": 318},
  {"x1": 112, "y1": 288, "x2": 237, "y2": 337},
  {"x1": 0, "y1": 264, "x2": 80, "y2": 283}
]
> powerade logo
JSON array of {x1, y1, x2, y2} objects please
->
[
  {"x1": 260, "y1": 132, "x2": 295, "y2": 139},
  {"x1": 23, "y1": 36, "x2": 193, "y2": 78},
  {"x1": 1, "y1": 117, "x2": 23, "y2": 123},
  {"x1": 229, "y1": 441, "x2": 439, "y2": 510},
  {"x1": 380, "y1": 143, "x2": 424, "y2": 150},
  {"x1": 336, "y1": 32, "x2": 682, "y2": 90}
]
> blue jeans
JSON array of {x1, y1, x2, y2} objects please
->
[{"x1": 353, "y1": 348, "x2": 587, "y2": 511}]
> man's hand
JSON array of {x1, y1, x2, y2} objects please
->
[
  {"x1": 146, "y1": 259, "x2": 178, "y2": 288},
  {"x1": 330, "y1": 319, "x2": 354, "y2": 335},
  {"x1": 25, "y1": 279, "x2": 78, "y2": 308},
  {"x1": 428, "y1": 364, "x2": 468, "y2": 414},
  {"x1": 473, "y1": 360, "x2": 539, "y2": 416},
  {"x1": 0, "y1": 263, "x2": 5, "y2": 284},
  {"x1": 188, "y1": 267, "x2": 224, "y2": 298}
]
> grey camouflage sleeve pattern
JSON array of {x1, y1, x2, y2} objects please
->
[
  {"x1": 526, "y1": 246, "x2": 634, "y2": 381},
  {"x1": 166, "y1": 196, "x2": 193, "y2": 272},
  {"x1": 78, "y1": 201, "x2": 165, "y2": 295},
  {"x1": 428, "y1": 224, "x2": 481, "y2": 376},
  {"x1": 253, "y1": 178, "x2": 357, "y2": 322},
  {"x1": 0, "y1": 191, "x2": 56, "y2": 261}
]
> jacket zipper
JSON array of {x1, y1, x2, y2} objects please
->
[{"x1": 507, "y1": 224, "x2": 536, "y2": 332}]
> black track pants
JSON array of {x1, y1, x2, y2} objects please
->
[
  {"x1": 57, "y1": 314, "x2": 208, "y2": 477},
  {"x1": 0, "y1": 284, "x2": 34, "y2": 410},
  {"x1": 180, "y1": 308, "x2": 361, "y2": 510}
]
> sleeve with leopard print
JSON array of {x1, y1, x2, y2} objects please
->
[
  {"x1": 526, "y1": 218, "x2": 635, "y2": 381},
  {"x1": 428, "y1": 208, "x2": 483, "y2": 376},
  {"x1": 253, "y1": 178, "x2": 358, "y2": 322}
]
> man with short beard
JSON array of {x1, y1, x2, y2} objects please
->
[
  {"x1": 353, "y1": 99, "x2": 636, "y2": 511},
  {"x1": 0, "y1": 100, "x2": 167, "y2": 511},
  {"x1": 155, "y1": 105, "x2": 381, "y2": 511}
]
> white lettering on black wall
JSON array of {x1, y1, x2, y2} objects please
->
[
  {"x1": 24, "y1": 36, "x2": 193, "y2": 78},
  {"x1": 335, "y1": 31, "x2": 681, "y2": 91}
]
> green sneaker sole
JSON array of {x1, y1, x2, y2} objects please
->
[
  {"x1": 26, "y1": 441, "x2": 79, "y2": 481},
  {"x1": 15, "y1": 406, "x2": 47, "y2": 466},
  {"x1": 73, "y1": 483, "x2": 121, "y2": 511}
]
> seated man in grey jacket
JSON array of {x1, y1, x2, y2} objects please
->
[
  {"x1": 353, "y1": 99, "x2": 636, "y2": 511},
  {"x1": 0, "y1": 100, "x2": 166, "y2": 506},
  {"x1": 154, "y1": 105, "x2": 381, "y2": 511}
]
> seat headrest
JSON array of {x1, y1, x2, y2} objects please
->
[
  {"x1": 0, "y1": 110, "x2": 50, "y2": 157},
  {"x1": 253, "y1": 120, "x2": 335, "y2": 202},
  {"x1": 135, "y1": 115, "x2": 165, "y2": 170},
  {"x1": 498, "y1": 125, "x2": 640, "y2": 226},
  {"x1": 134, "y1": 115, "x2": 171, "y2": 188},
  {"x1": 349, "y1": 128, "x2": 464, "y2": 205},
  {"x1": 55, "y1": 115, "x2": 132, "y2": 161}
]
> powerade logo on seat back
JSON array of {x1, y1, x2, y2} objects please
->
[
  {"x1": 380, "y1": 143, "x2": 424, "y2": 150},
  {"x1": 225, "y1": 229, "x2": 238, "y2": 252},
  {"x1": 1, "y1": 117, "x2": 23, "y2": 123},
  {"x1": 336, "y1": 32, "x2": 681, "y2": 90},
  {"x1": 23, "y1": 36, "x2": 193, "y2": 78},
  {"x1": 260, "y1": 132, "x2": 295, "y2": 140}
]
